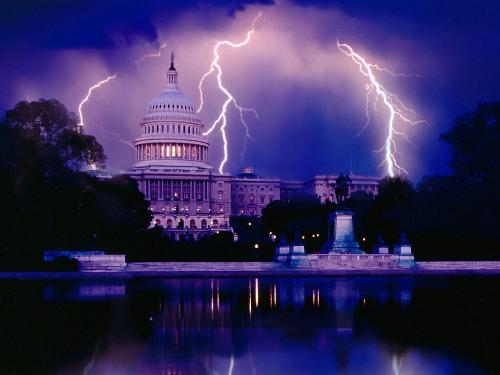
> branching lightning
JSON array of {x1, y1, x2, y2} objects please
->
[
  {"x1": 77, "y1": 75, "x2": 117, "y2": 131},
  {"x1": 98, "y1": 121, "x2": 135, "y2": 150},
  {"x1": 337, "y1": 40, "x2": 424, "y2": 177},
  {"x1": 134, "y1": 42, "x2": 168, "y2": 64},
  {"x1": 197, "y1": 13, "x2": 261, "y2": 174}
]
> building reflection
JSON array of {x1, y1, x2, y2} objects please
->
[
  {"x1": 44, "y1": 281, "x2": 126, "y2": 301},
  {"x1": 129, "y1": 277, "x2": 416, "y2": 374}
]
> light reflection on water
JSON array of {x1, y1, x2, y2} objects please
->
[{"x1": 0, "y1": 276, "x2": 497, "y2": 374}]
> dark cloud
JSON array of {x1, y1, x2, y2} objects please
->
[
  {"x1": 0, "y1": 0, "x2": 273, "y2": 48},
  {"x1": 0, "y1": 1, "x2": 499, "y2": 181}
]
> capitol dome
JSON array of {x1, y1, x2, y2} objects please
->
[{"x1": 133, "y1": 52, "x2": 211, "y2": 171}]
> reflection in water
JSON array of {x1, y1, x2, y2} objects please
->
[
  {"x1": 392, "y1": 353, "x2": 404, "y2": 375},
  {"x1": 82, "y1": 335, "x2": 101, "y2": 375},
  {"x1": 0, "y1": 276, "x2": 498, "y2": 374},
  {"x1": 44, "y1": 281, "x2": 126, "y2": 301}
]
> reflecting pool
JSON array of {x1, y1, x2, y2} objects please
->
[{"x1": 0, "y1": 276, "x2": 499, "y2": 374}]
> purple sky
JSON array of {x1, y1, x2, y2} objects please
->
[{"x1": 1, "y1": 0, "x2": 499, "y2": 181}]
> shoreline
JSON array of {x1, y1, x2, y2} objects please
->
[{"x1": 1, "y1": 263, "x2": 500, "y2": 279}]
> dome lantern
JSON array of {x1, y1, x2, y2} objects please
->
[{"x1": 166, "y1": 51, "x2": 178, "y2": 90}]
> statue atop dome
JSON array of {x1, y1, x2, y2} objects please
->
[
  {"x1": 169, "y1": 51, "x2": 176, "y2": 71},
  {"x1": 166, "y1": 51, "x2": 178, "y2": 88}
]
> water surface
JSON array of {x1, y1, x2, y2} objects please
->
[{"x1": 1, "y1": 276, "x2": 499, "y2": 374}]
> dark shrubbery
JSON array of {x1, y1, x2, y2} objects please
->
[{"x1": 0, "y1": 99, "x2": 152, "y2": 270}]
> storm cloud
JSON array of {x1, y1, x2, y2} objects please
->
[{"x1": 1, "y1": 0, "x2": 499, "y2": 180}]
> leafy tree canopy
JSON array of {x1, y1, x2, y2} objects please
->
[
  {"x1": 2, "y1": 99, "x2": 106, "y2": 170},
  {"x1": 441, "y1": 102, "x2": 500, "y2": 182}
]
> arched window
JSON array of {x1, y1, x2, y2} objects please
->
[
  {"x1": 249, "y1": 194, "x2": 255, "y2": 204},
  {"x1": 154, "y1": 219, "x2": 161, "y2": 226},
  {"x1": 212, "y1": 219, "x2": 219, "y2": 228},
  {"x1": 189, "y1": 219, "x2": 196, "y2": 229},
  {"x1": 177, "y1": 219, "x2": 184, "y2": 229},
  {"x1": 201, "y1": 219, "x2": 207, "y2": 229},
  {"x1": 166, "y1": 219, "x2": 172, "y2": 229}
]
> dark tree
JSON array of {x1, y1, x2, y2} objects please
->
[
  {"x1": 409, "y1": 103, "x2": 500, "y2": 260},
  {"x1": 440, "y1": 102, "x2": 500, "y2": 183},
  {"x1": 344, "y1": 191, "x2": 376, "y2": 251},
  {"x1": 371, "y1": 176, "x2": 416, "y2": 246},
  {"x1": 3, "y1": 99, "x2": 106, "y2": 170},
  {"x1": 76, "y1": 175, "x2": 152, "y2": 253},
  {"x1": 0, "y1": 100, "x2": 150, "y2": 269},
  {"x1": 262, "y1": 196, "x2": 331, "y2": 252}
]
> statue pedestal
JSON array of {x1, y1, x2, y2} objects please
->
[
  {"x1": 394, "y1": 244, "x2": 412, "y2": 255},
  {"x1": 274, "y1": 245, "x2": 290, "y2": 262},
  {"x1": 373, "y1": 245, "x2": 389, "y2": 254},
  {"x1": 394, "y1": 243, "x2": 415, "y2": 268},
  {"x1": 324, "y1": 211, "x2": 363, "y2": 254}
]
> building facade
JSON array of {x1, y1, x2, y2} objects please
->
[
  {"x1": 128, "y1": 54, "x2": 231, "y2": 239},
  {"x1": 128, "y1": 56, "x2": 380, "y2": 236}
]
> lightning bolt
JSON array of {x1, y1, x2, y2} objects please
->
[
  {"x1": 197, "y1": 13, "x2": 261, "y2": 174},
  {"x1": 77, "y1": 75, "x2": 117, "y2": 131},
  {"x1": 337, "y1": 41, "x2": 424, "y2": 177},
  {"x1": 103, "y1": 130, "x2": 135, "y2": 149},
  {"x1": 134, "y1": 42, "x2": 168, "y2": 64}
]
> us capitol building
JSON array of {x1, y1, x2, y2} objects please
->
[{"x1": 127, "y1": 55, "x2": 379, "y2": 239}]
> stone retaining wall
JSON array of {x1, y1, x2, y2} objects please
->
[
  {"x1": 417, "y1": 261, "x2": 500, "y2": 270},
  {"x1": 74, "y1": 255, "x2": 127, "y2": 272},
  {"x1": 127, "y1": 254, "x2": 413, "y2": 272},
  {"x1": 127, "y1": 261, "x2": 281, "y2": 272}
]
